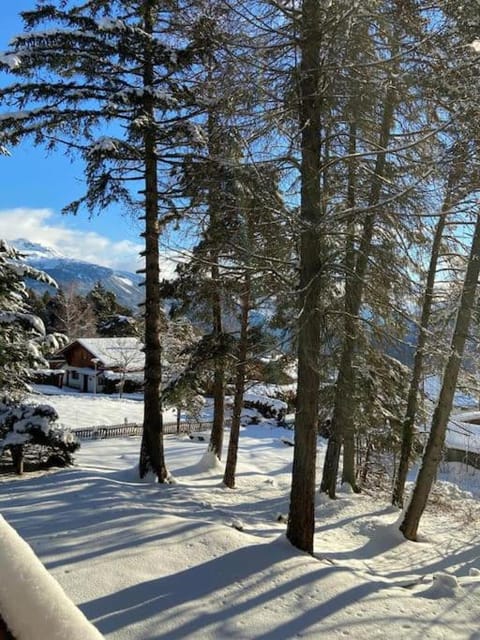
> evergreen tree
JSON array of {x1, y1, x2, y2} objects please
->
[
  {"x1": 0, "y1": 402, "x2": 79, "y2": 475},
  {"x1": 0, "y1": 240, "x2": 63, "y2": 394},
  {"x1": 0, "y1": 0, "x2": 205, "y2": 481},
  {"x1": 0, "y1": 240, "x2": 76, "y2": 474},
  {"x1": 222, "y1": 163, "x2": 290, "y2": 488},
  {"x1": 87, "y1": 281, "x2": 137, "y2": 336}
]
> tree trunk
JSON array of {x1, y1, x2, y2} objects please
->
[
  {"x1": 286, "y1": 0, "x2": 323, "y2": 555},
  {"x1": 360, "y1": 439, "x2": 373, "y2": 485},
  {"x1": 400, "y1": 212, "x2": 480, "y2": 540},
  {"x1": 138, "y1": 0, "x2": 168, "y2": 482},
  {"x1": 176, "y1": 406, "x2": 181, "y2": 435},
  {"x1": 392, "y1": 201, "x2": 449, "y2": 506},
  {"x1": 223, "y1": 275, "x2": 251, "y2": 489},
  {"x1": 206, "y1": 101, "x2": 225, "y2": 460},
  {"x1": 341, "y1": 121, "x2": 360, "y2": 493},
  {"x1": 10, "y1": 445, "x2": 24, "y2": 476},
  {"x1": 392, "y1": 149, "x2": 464, "y2": 507},
  {"x1": 321, "y1": 79, "x2": 396, "y2": 498},
  {"x1": 208, "y1": 259, "x2": 225, "y2": 459}
]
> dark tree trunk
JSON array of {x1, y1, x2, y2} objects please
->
[
  {"x1": 10, "y1": 445, "x2": 24, "y2": 476},
  {"x1": 341, "y1": 121, "x2": 359, "y2": 493},
  {"x1": 360, "y1": 439, "x2": 373, "y2": 485},
  {"x1": 392, "y1": 204, "x2": 449, "y2": 507},
  {"x1": 207, "y1": 103, "x2": 225, "y2": 460},
  {"x1": 400, "y1": 213, "x2": 480, "y2": 540},
  {"x1": 223, "y1": 275, "x2": 251, "y2": 489},
  {"x1": 208, "y1": 259, "x2": 225, "y2": 459},
  {"x1": 321, "y1": 80, "x2": 396, "y2": 498},
  {"x1": 286, "y1": 0, "x2": 323, "y2": 555},
  {"x1": 392, "y1": 151, "x2": 464, "y2": 507},
  {"x1": 138, "y1": 0, "x2": 167, "y2": 482}
]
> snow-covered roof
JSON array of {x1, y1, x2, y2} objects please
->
[{"x1": 64, "y1": 338, "x2": 144, "y2": 370}]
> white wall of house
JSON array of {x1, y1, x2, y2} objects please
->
[
  {"x1": 67, "y1": 371, "x2": 82, "y2": 390},
  {"x1": 64, "y1": 369, "x2": 105, "y2": 393}
]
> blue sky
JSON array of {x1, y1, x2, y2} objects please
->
[{"x1": 0, "y1": 3, "x2": 147, "y2": 273}]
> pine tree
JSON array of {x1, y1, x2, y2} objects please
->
[
  {"x1": 0, "y1": 240, "x2": 62, "y2": 395},
  {"x1": 0, "y1": 402, "x2": 79, "y2": 475},
  {"x1": 0, "y1": 0, "x2": 204, "y2": 481},
  {"x1": 172, "y1": 3, "x2": 258, "y2": 461},
  {"x1": 87, "y1": 281, "x2": 137, "y2": 336},
  {"x1": 0, "y1": 240, "x2": 76, "y2": 474},
  {"x1": 222, "y1": 163, "x2": 289, "y2": 489}
]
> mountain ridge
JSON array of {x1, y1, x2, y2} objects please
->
[{"x1": 13, "y1": 239, "x2": 144, "y2": 310}]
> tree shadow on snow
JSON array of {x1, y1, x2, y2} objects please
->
[{"x1": 80, "y1": 543, "x2": 392, "y2": 639}]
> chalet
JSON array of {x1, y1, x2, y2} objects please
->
[{"x1": 52, "y1": 338, "x2": 144, "y2": 393}]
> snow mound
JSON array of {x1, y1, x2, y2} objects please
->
[
  {"x1": 418, "y1": 573, "x2": 460, "y2": 599},
  {"x1": 196, "y1": 450, "x2": 224, "y2": 473},
  {"x1": 434, "y1": 480, "x2": 473, "y2": 501},
  {"x1": 339, "y1": 482, "x2": 355, "y2": 495},
  {"x1": 0, "y1": 515, "x2": 103, "y2": 640}
]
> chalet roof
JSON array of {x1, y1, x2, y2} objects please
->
[{"x1": 62, "y1": 338, "x2": 145, "y2": 370}]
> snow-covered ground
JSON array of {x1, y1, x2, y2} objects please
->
[
  {"x1": 30, "y1": 384, "x2": 178, "y2": 428},
  {"x1": 2, "y1": 388, "x2": 480, "y2": 639}
]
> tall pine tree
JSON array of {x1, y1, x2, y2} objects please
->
[{"x1": 0, "y1": 0, "x2": 204, "y2": 481}]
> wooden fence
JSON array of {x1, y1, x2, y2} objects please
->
[{"x1": 72, "y1": 420, "x2": 213, "y2": 440}]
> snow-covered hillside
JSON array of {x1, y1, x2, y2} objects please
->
[
  {"x1": 13, "y1": 239, "x2": 144, "y2": 309},
  {"x1": 2, "y1": 388, "x2": 480, "y2": 639}
]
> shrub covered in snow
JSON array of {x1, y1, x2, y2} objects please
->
[
  {"x1": 0, "y1": 401, "x2": 79, "y2": 474},
  {"x1": 243, "y1": 388, "x2": 288, "y2": 420},
  {"x1": 0, "y1": 239, "x2": 67, "y2": 396}
]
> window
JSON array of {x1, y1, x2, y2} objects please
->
[{"x1": 71, "y1": 371, "x2": 79, "y2": 380}]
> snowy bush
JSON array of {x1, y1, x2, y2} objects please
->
[
  {"x1": 0, "y1": 239, "x2": 67, "y2": 396},
  {"x1": 0, "y1": 401, "x2": 79, "y2": 474},
  {"x1": 242, "y1": 393, "x2": 287, "y2": 420}
]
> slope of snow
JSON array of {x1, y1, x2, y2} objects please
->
[{"x1": 2, "y1": 389, "x2": 480, "y2": 638}]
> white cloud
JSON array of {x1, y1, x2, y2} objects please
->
[{"x1": 0, "y1": 208, "x2": 180, "y2": 277}]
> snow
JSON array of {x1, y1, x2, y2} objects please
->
[
  {"x1": 243, "y1": 391, "x2": 287, "y2": 412},
  {"x1": 0, "y1": 515, "x2": 103, "y2": 640},
  {"x1": 30, "y1": 384, "x2": 178, "y2": 428},
  {"x1": 3, "y1": 387, "x2": 480, "y2": 638},
  {"x1": 71, "y1": 338, "x2": 145, "y2": 370},
  {"x1": 0, "y1": 53, "x2": 21, "y2": 69},
  {"x1": 469, "y1": 40, "x2": 480, "y2": 53},
  {"x1": 88, "y1": 137, "x2": 119, "y2": 154},
  {"x1": 97, "y1": 18, "x2": 126, "y2": 32}
]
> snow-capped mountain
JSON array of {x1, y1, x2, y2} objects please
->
[{"x1": 13, "y1": 239, "x2": 144, "y2": 310}]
